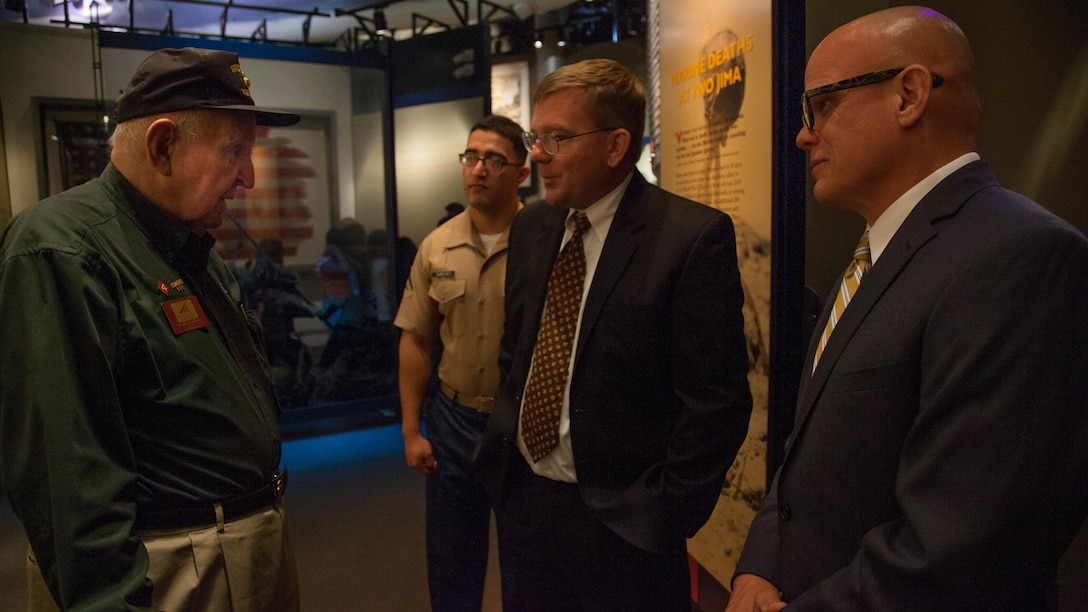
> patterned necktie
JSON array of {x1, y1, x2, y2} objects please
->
[
  {"x1": 813, "y1": 230, "x2": 871, "y2": 372},
  {"x1": 521, "y1": 212, "x2": 592, "y2": 462}
]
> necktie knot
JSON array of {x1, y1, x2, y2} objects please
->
[
  {"x1": 571, "y1": 211, "x2": 591, "y2": 241},
  {"x1": 853, "y1": 230, "x2": 871, "y2": 268}
]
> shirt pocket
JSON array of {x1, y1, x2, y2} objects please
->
[
  {"x1": 430, "y1": 277, "x2": 467, "y2": 340},
  {"x1": 429, "y1": 277, "x2": 466, "y2": 304}
]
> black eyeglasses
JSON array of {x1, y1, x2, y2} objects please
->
[
  {"x1": 801, "y1": 67, "x2": 944, "y2": 130},
  {"x1": 459, "y1": 152, "x2": 520, "y2": 171},
  {"x1": 522, "y1": 127, "x2": 620, "y2": 155}
]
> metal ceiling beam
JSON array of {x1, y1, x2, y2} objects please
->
[
  {"x1": 478, "y1": 0, "x2": 519, "y2": 23},
  {"x1": 411, "y1": 12, "x2": 451, "y2": 37},
  {"x1": 446, "y1": 0, "x2": 468, "y2": 26},
  {"x1": 162, "y1": 0, "x2": 329, "y2": 19},
  {"x1": 334, "y1": 1, "x2": 396, "y2": 16}
]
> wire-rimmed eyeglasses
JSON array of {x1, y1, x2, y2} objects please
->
[
  {"x1": 459, "y1": 152, "x2": 520, "y2": 171},
  {"x1": 801, "y1": 67, "x2": 944, "y2": 130},
  {"x1": 521, "y1": 127, "x2": 620, "y2": 155}
]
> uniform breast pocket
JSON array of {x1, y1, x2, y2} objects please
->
[{"x1": 429, "y1": 277, "x2": 466, "y2": 304}]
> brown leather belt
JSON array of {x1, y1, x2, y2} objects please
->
[
  {"x1": 440, "y1": 381, "x2": 494, "y2": 413},
  {"x1": 135, "y1": 469, "x2": 287, "y2": 531}
]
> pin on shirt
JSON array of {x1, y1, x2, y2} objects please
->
[
  {"x1": 158, "y1": 278, "x2": 205, "y2": 334},
  {"x1": 158, "y1": 279, "x2": 187, "y2": 295}
]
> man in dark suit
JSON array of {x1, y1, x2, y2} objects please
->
[
  {"x1": 727, "y1": 7, "x2": 1088, "y2": 611},
  {"x1": 474, "y1": 59, "x2": 752, "y2": 610}
]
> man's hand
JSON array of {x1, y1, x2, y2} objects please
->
[
  {"x1": 403, "y1": 432, "x2": 437, "y2": 475},
  {"x1": 724, "y1": 574, "x2": 787, "y2": 612}
]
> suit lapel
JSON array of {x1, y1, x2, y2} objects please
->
[
  {"x1": 575, "y1": 174, "x2": 647, "y2": 359},
  {"x1": 798, "y1": 221, "x2": 935, "y2": 414},
  {"x1": 521, "y1": 205, "x2": 570, "y2": 348},
  {"x1": 792, "y1": 161, "x2": 998, "y2": 448}
]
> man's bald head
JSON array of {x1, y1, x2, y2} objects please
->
[
  {"x1": 798, "y1": 7, "x2": 983, "y2": 221},
  {"x1": 816, "y1": 6, "x2": 981, "y2": 145}
]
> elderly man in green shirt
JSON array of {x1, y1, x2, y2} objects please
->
[{"x1": 0, "y1": 48, "x2": 300, "y2": 611}]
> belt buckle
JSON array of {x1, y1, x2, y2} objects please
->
[{"x1": 272, "y1": 468, "x2": 288, "y2": 498}]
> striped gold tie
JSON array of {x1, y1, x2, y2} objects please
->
[{"x1": 813, "y1": 231, "x2": 871, "y2": 372}]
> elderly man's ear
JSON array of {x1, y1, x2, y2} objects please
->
[{"x1": 145, "y1": 118, "x2": 181, "y2": 175}]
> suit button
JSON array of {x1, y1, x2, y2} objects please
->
[{"x1": 779, "y1": 504, "x2": 792, "y2": 521}]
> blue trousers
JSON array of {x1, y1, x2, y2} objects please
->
[{"x1": 425, "y1": 390, "x2": 493, "y2": 611}]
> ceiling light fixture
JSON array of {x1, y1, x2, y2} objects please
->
[
  {"x1": 373, "y1": 8, "x2": 390, "y2": 36},
  {"x1": 78, "y1": 0, "x2": 112, "y2": 18}
]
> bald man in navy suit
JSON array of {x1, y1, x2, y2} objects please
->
[{"x1": 727, "y1": 7, "x2": 1088, "y2": 611}]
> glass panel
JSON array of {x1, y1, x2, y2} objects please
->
[{"x1": 222, "y1": 94, "x2": 401, "y2": 438}]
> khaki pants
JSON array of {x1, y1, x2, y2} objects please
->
[{"x1": 28, "y1": 500, "x2": 299, "y2": 611}]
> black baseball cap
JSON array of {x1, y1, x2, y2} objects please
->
[{"x1": 114, "y1": 47, "x2": 300, "y2": 127}]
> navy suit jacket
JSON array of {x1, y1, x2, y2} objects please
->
[
  {"x1": 735, "y1": 161, "x2": 1088, "y2": 610},
  {"x1": 475, "y1": 171, "x2": 753, "y2": 554}
]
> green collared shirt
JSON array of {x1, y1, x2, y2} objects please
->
[{"x1": 0, "y1": 163, "x2": 283, "y2": 610}]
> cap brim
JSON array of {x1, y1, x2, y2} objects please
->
[{"x1": 212, "y1": 104, "x2": 301, "y2": 127}]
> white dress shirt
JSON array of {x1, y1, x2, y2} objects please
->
[{"x1": 517, "y1": 173, "x2": 632, "y2": 482}]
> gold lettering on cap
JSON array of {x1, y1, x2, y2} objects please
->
[{"x1": 230, "y1": 64, "x2": 242, "y2": 73}]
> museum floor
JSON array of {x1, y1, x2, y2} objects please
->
[
  {"x1": 0, "y1": 424, "x2": 502, "y2": 611},
  {"x1": 3, "y1": 423, "x2": 1087, "y2": 610}
]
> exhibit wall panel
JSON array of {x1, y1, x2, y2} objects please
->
[{"x1": 655, "y1": 0, "x2": 775, "y2": 587}]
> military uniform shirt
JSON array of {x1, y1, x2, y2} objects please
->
[{"x1": 394, "y1": 210, "x2": 511, "y2": 400}]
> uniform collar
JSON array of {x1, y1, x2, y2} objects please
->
[{"x1": 443, "y1": 206, "x2": 517, "y2": 255}]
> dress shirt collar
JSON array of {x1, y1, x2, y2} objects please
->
[
  {"x1": 443, "y1": 205, "x2": 520, "y2": 257},
  {"x1": 868, "y1": 152, "x2": 980, "y2": 264},
  {"x1": 565, "y1": 172, "x2": 631, "y2": 244},
  {"x1": 443, "y1": 209, "x2": 477, "y2": 249}
]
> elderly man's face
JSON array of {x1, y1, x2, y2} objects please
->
[{"x1": 170, "y1": 110, "x2": 256, "y2": 234}]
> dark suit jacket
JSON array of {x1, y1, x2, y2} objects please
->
[
  {"x1": 475, "y1": 171, "x2": 753, "y2": 554},
  {"x1": 735, "y1": 161, "x2": 1088, "y2": 610}
]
